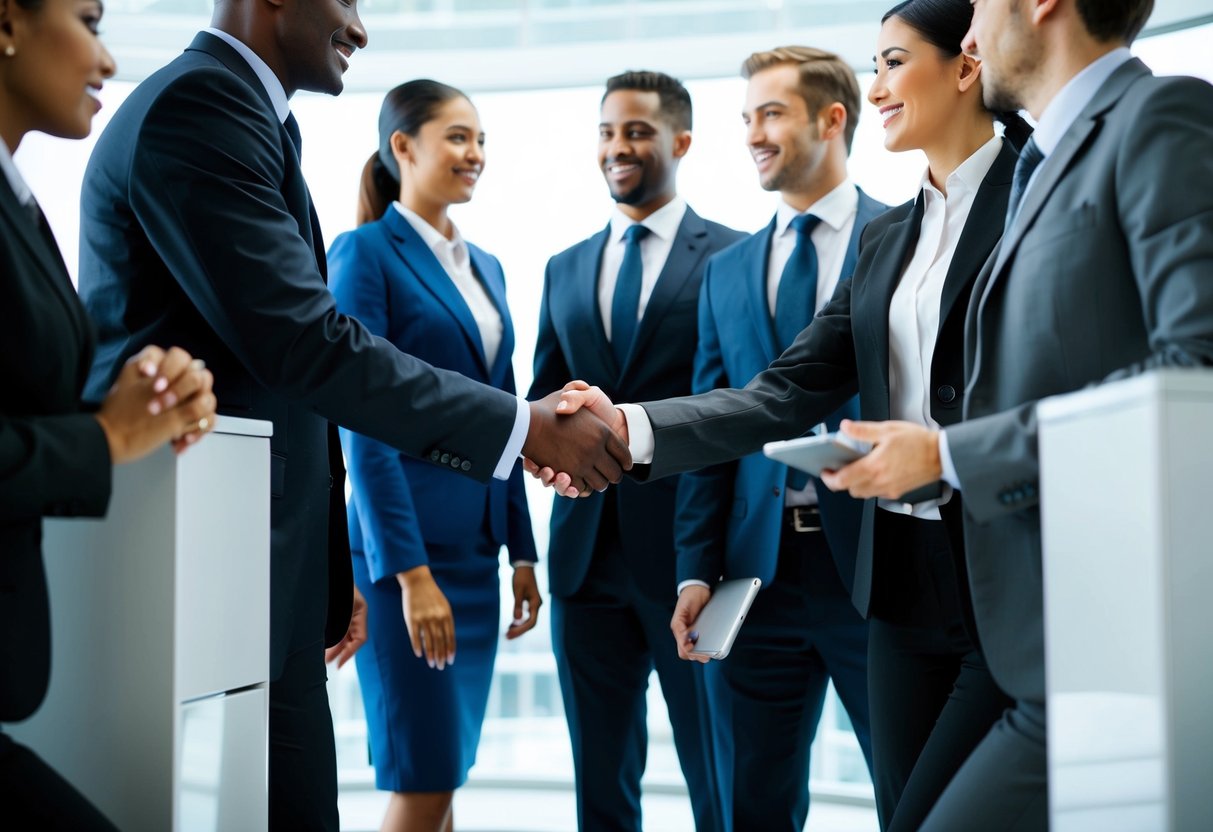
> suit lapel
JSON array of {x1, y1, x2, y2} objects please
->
[
  {"x1": 469, "y1": 244, "x2": 513, "y2": 384},
  {"x1": 620, "y1": 208, "x2": 709, "y2": 376},
  {"x1": 937, "y1": 141, "x2": 1016, "y2": 336},
  {"x1": 864, "y1": 197, "x2": 923, "y2": 414},
  {"x1": 0, "y1": 179, "x2": 86, "y2": 349},
  {"x1": 385, "y1": 210, "x2": 489, "y2": 374},
  {"x1": 746, "y1": 218, "x2": 781, "y2": 363},
  {"x1": 580, "y1": 226, "x2": 619, "y2": 380}
]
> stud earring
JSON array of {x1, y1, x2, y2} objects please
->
[{"x1": 3, "y1": 46, "x2": 14, "y2": 58}]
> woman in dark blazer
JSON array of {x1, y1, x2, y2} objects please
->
[
  {"x1": 0, "y1": 1, "x2": 216, "y2": 827},
  {"x1": 328, "y1": 80, "x2": 539, "y2": 832},
  {"x1": 550, "y1": 1, "x2": 1031, "y2": 828}
]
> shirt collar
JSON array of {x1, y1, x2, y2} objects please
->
[
  {"x1": 775, "y1": 178, "x2": 857, "y2": 236},
  {"x1": 919, "y1": 133, "x2": 1004, "y2": 199},
  {"x1": 393, "y1": 202, "x2": 466, "y2": 258},
  {"x1": 204, "y1": 27, "x2": 292, "y2": 124},
  {"x1": 609, "y1": 195, "x2": 687, "y2": 244},
  {"x1": 1032, "y1": 47, "x2": 1133, "y2": 157},
  {"x1": 0, "y1": 137, "x2": 33, "y2": 206}
]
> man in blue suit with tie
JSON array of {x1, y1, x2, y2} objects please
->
[
  {"x1": 529, "y1": 71, "x2": 744, "y2": 831},
  {"x1": 670, "y1": 47, "x2": 884, "y2": 832}
]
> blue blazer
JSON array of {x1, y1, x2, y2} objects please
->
[
  {"x1": 328, "y1": 209, "x2": 536, "y2": 583},
  {"x1": 530, "y1": 207, "x2": 744, "y2": 601},
  {"x1": 674, "y1": 188, "x2": 887, "y2": 592}
]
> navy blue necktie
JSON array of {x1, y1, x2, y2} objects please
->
[
  {"x1": 775, "y1": 213, "x2": 823, "y2": 490},
  {"x1": 1005, "y1": 136, "x2": 1043, "y2": 233},
  {"x1": 611, "y1": 223, "x2": 651, "y2": 368},
  {"x1": 284, "y1": 112, "x2": 303, "y2": 157},
  {"x1": 774, "y1": 213, "x2": 823, "y2": 352}
]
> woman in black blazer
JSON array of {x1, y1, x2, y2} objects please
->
[
  {"x1": 0, "y1": 1, "x2": 216, "y2": 827},
  {"x1": 548, "y1": 1, "x2": 1031, "y2": 828}
]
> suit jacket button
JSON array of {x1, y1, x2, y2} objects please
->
[
  {"x1": 440, "y1": 453, "x2": 451, "y2": 464},
  {"x1": 937, "y1": 385, "x2": 957, "y2": 404},
  {"x1": 999, "y1": 493, "x2": 1011, "y2": 506},
  {"x1": 430, "y1": 450, "x2": 440, "y2": 462},
  {"x1": 772, "y1": 487, "x2": 781, "y2": 497},
  {"x1": 461, "y1": 460, "x2": 472, "y2": 472},
  {"x1": 450, "y1": 456, "x2": 461, "y2": 468}
]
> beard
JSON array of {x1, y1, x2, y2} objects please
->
[
  {"x1": 983, "y1": 69, "x2": 1027, "y2": 114},
  {"x1": 610, "y1": 178, "x2": 649, "y2": 206}
]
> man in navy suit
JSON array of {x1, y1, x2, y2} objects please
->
[
  {"x1": 529, "y1": 71, "x2": 743, "y2": 832},
  {"x1": 669, "y1": 47, "x2": 884, "y2": 831},
  {"x1": 75, "y1": 3, "x2": 627, "y2": 830}
]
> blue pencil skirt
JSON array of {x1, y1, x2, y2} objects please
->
[{"x1": 351, "y1": 525, "x2": 501, "y2": 792}]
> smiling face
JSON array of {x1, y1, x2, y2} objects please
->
[
  {"x1": 394, "y1": 95, "x2": 485, "y2": 210},
  {"x1": 742, "y1": 63, "x2": 829, "y2": 195},
  {"x1": 870, "y1": 15, "x2": 974, "y2": 153},
  {"x1": 275, "y1": 0, "x2": 368, "y2": 97},
  {"x1": 0, "y1": 0, "x2": 115, "y2": 146},
  {"x1": 597, "y1": 88, "x2": 688, "y2": 213}
]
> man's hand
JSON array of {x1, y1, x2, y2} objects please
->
[
  {"x1": 324, "y1": 586, "x2": 368, "y2": 669},
  {"x1": 820, "y1": 419, "x2": 942, "y2": 500},
  {"x1": 670, "y1": 585, "x2": 712, "y2": 664},
  {"x1": 523, "y1": 382, "x2": 627, "y2": 497},
  {"x1": 506, "y1": 565, "x2": 542, "y2": 640},
  {"x1": 523, "y1": 387, "x2": 631, "y2": 495}
]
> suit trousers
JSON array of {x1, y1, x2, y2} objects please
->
[
  {"x1": 550, "y1": 491, "x2": 718, "y2": 832},
  {"x1": 867, "y1": 510, "x2": 1013, "y2": 832},
  {"x1": 269, "y1": 638, "x2": 339, "y2": 832},
  {"x1": 704, "y1": 514, "x2": 871, "y2": 832},
  {"x1": 0, "y1": 731, "x2": 119, "y2": 830}
]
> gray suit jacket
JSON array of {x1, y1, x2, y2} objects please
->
[{"x1": 947, "y1": 58, "x2": 1213, "y2": 702}]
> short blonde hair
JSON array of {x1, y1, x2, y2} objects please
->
[{"x1": 742, "y1": 46, "x2": 861, "y2": 151}]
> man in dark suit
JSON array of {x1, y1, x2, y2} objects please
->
[
  {"x1": 669, "y1": 47, "x2": 882, "y2": 831},
  {"x1": 76, "y1": 4, "x2": 627, "y2": 830},
  {"x1": 813, "y1": 0, "x2": 1213, "y2": 826},
  {"x1": 529, "y1": 71, "x2": 743, "y2": 832}
]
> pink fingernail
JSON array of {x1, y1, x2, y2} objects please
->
[
  {"x1": 153, "y1": 377, "x2": 168, "y2": 393},
  {"x1": 148, "y1": 400, "x2": 161, "y2": 415}
]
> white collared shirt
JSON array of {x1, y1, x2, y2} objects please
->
[
  {"x1": 597, "y1": 196, "x2": 688, "y2": 342},
  {"x1": 393, "y1": 203, "x2": 504, "y2": 368},
  {"x1": 767, "y1": 180, "x2": 859, "y2": 317},
  {"x1": 881, "y1": 134, "x2": 1002, "y2": 519},
  {"x1": 0, "y1": 138, "x2": 34, "y2": 208},
  {"x1": 204, "y1": 28, "x2": 291, "y2": 123}
]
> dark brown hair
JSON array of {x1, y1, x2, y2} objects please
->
[
  {"x1": 602, "y1": 70, "x2": 693, "y2": 132},
  {"x1": 742, "y1": 46, "x2": 862, "y2": 152}
]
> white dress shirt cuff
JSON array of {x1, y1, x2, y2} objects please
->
[
  {"x1": 494, "y1": 397, "x2": 531, "y2": 481},
  {"x1": 511, "y1": 560, "x2": 535, "y2": 569},
  {"x1": 938, "y1": 429, "x2": 961, "y2": 490},
  {"x1": 618, "y1": 403, "x2": 656, "y2": 465},
  {"x1": 677, "y1": 579, "x2": 712, "y2": 596}
]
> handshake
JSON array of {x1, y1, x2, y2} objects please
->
[{"x1": 521, "y1": 381, "x2": 628, "y2": 497}]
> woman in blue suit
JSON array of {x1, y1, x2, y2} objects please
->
[{"x1": 328, "y1": 80, "x2": 540, "y2": 832}]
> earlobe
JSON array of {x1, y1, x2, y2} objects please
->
[
  {"x1": 672, "y1": 131, "x2": 692, "y2": 159},
  {"x1": 958, "y1": 56, "x2": 983, "y2": 93},
  {"x1": 1030, "y1": 0, "x2": 1059, "y2": 26}
]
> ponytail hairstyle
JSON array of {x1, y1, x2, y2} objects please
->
[
  {"x1": 356, "y1": 79, "x2": 468, "y2": 226},
  {"x1": 881, "y1": 0, "x2": 1034, "y2": 152}
]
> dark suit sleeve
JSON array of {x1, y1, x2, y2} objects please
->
[
  {"x1": 673, "y1": 259, "x2": 734, "y2": 585},
  {"x1": 948, "y1": 77, "x2": 1213, "y2": 522},
  {"x1": 128, "y1": 69, "x2": 517, "y2": 481},
  {"x1": 328, "y1": 231, "x2": 430, "y2": 582},
  {"x1": 0, "y1": 413, "x2": 111, "y2": 523},
  {"x1": 640, "y1": 276, "x2": 861, "y2": 482},
  {"x1": 528, "y1": 258, "x2": 573, "y2": 401}
]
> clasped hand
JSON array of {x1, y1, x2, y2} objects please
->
[{"x1": 522, "y1": 384, "x2": 631, "y2": 497}]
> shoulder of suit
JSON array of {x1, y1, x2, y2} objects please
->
[
  {"x1": 466, "y1": 240, "x2": 505, "y2": 275},
  {"x1": 701, "y1": 219, "x2": 748, "y2": 247},
  {"x1": 858, "y1": 198, "x2": 913, "y2": 246},
  {"x1": 545, "y1": 231, "x2": 604, "y2": 274},
  {"x1": 707, "y1": 225, "x2": 765, "y2": 264}
]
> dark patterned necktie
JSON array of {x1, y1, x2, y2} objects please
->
[
  {"x1": 610, "y1": 223, "x2": 652, "y2": 368},
  {"x1": 1005, "y1": 136, "x2": 1043, "y2": 233}
]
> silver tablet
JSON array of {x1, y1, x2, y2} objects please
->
[
  {"x1": 763, "y1": 432, "x2": 872, "y2": 477},
  {"x1": 688, "y1": 577, "x2": 762, "y2": 660}
]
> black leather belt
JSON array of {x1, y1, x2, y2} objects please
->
[{"x1": 784, "y1": 505, "x2": 822, "y2": 533}]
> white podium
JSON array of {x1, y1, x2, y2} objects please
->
[
  {"x1": 1039, "y1": 370, "x2": 1213, "y2": 832},
  {"x1": 10, "y1": 417, "x2": 272, "y2": 831}
]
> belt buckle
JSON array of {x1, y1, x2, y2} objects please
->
[{"x1": 791, "y1": 507, "x2": 822, "y2": 533}]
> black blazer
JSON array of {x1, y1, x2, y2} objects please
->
[
  {"x1": 529, "y1": 207, "x2": 744, "y2": 601},
  {"x1": 640, "y1": 140, "x2": 1017, "y2": 617},
  {"x1": 0, "y1": 177, "x2": 112, "y2": 722},
  {"x1": 77, "y1": 32, "x2": 520, "y2": 673}
]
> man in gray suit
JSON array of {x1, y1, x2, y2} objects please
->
[{"x1": 541, "y1": 0, "x2": 1213, "y2": 827}]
